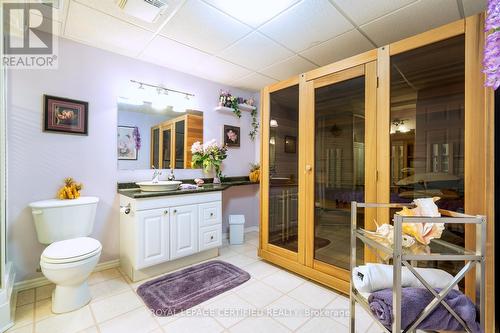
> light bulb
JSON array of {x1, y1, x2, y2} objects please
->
[{"x1": 270, "y1": 119, "x2": 278, "y2": 127}]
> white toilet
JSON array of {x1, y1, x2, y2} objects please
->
[{"x1": 29, "y1": 196, "x2": 102, "y2": 313}]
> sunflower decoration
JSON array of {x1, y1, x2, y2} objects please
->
[{"x1": 57, "y1": 177, "x2": 83, "y2": 200}]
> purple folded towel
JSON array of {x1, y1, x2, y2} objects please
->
[{"x1": 368, "y1": 287, "x2": 482, "y2": 333}]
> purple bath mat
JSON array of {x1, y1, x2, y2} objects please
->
[{"x1": 137, "y1": 260, "x2": 250, "y2": 316}]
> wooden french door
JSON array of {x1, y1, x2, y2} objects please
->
[
  {"x1": 260, "y1": 62, "x2": 377, "y2": 294},
  {"x1": 302, "y1": 63, "x2": 377, "y2": 287}
]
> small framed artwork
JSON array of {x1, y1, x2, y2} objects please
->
[
  {"x1": 284, "y1": 136, "x2": 296, "y2": 153},
  {"x1": 44, "y1": 95, "x2": 88, "y2": 135},
  {"x1": 224, "y1": 125, "x2": 240, "y2": 147},
  {"x1": 118, "y1": 126, "x2": 138, "y2": 160}
]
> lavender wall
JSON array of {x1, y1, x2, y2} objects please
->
[{"x1": 7, "y1": 37, "x2": 260, "y2": 282}]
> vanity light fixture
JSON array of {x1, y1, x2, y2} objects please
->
[{"x1": 122, "y1": 80, "x2": 195, "y2": 111}]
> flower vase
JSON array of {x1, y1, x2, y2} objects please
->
[{"x1": 213, "y1": 168, "x2": 221, "y2": 185}]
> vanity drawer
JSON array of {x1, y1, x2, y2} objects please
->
[
  {"x1": 199, "y1": 225, "x2": 222, "y2": 251},
  {"x1": 198, "y1": 202, "x2": 221, "y2": 227}
]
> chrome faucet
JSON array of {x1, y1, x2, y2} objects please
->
[
  {"x1": 167, "y1": 168, "x2": 175, "y2": 181},
  {"x1": 151, "y1": 165, "x2": 162, "y2": 183}
]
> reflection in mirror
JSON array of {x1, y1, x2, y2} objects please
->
[{"x1": 117, "y1": 100, "x2": 203, "y2": 170}]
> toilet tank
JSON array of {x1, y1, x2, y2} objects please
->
[{"x1": 29, "y1": 196, "x2": 99, "y2": 244}]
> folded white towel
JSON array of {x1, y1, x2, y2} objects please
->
[
  {"x1": 353, "y1": 263, "x2": 458, "y2": 293},
  {"x1": 180, "y1": 183, "x2": 198, "y2": 190}
]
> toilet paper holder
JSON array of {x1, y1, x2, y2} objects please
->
[{"x1": 120, "y1": 203, "x2": 131, "y2": 215}]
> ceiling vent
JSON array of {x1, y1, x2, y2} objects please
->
[{"x1": 117, "y1": 0, "x2": 168, "y2": 23}]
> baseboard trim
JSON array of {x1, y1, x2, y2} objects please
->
[{"x1": 14, "y1": 259, "x2": 121, "y2": 292}]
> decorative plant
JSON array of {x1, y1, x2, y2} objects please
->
[
  {"x1": 484, "y1": 0, "x2": 500, "y2": 89},
  {"x1": 249, "y1": 108, "x2": 259, "y2": 140},
  {"x1": 249, "y1": 163, "x2": 260, "y2": 182},
  {"x1": 218, "y1": 90, "x2": 259, "y2": 140},
  {"x1": 57, "y1": 177, "x2": 83, "y2": 200},
  {"x1": 191, "y1": 139, "x2": 228, "y2": 180}
]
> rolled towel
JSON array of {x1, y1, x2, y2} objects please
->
[
  {"x1": 353, "y1": 263, "x2": 458, "y2": 293},
  {"x1": 368, "y1": 287, "x2": 482, "y2": 333},
  {"x1": 180, "y1": 183, "x2": 198, "y2": 190}
]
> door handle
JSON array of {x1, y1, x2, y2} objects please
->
[{"x1": 305, "y1": 164, "x2": 312, "y2": 172}]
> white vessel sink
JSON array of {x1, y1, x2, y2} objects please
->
[{"x1": 136, "y1": 181, "x2": 182, "y2": 192}]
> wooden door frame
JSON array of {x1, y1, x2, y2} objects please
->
[
  {"x1": 304, "y1": 62, "x2": 378, "y2": 289},
  {"x1": 259, "y1": 76, "x2": 301, "y2": 263}
]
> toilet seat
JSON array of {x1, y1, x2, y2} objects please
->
[{"x1": 41, "y1": 237, "x2": 102, "y2": 264}]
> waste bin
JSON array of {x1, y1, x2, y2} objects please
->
[{"x1": 229, "y1": 215, "x2": 245, "y2": 245}]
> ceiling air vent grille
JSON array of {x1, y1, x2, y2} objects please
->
[{"x1": 117, "y1": 0, "x2": 168, "y2": 22}]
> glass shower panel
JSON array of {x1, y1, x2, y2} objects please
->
[
  {"x1": 390, "y1": 35, "x2": 465, "y2": 283},
  {"x1": 314, "y1": 76, "x2": 365, "y2": 270},
  {"x1": 268, "y1": 85, "x2": 299, "y2": 252}
]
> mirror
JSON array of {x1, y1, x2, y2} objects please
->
[{"x1": 117, "y1": 101, "x2": 203, "y2": 170}]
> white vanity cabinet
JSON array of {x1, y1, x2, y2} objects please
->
[{"x1": 119, "y1": 191, "x2": 222, "y2": 281}]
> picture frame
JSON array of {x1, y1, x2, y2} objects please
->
[
  {"x1": 223, "y1": 125, "x2": 240, "y2": 147},
  {"x1": 284, "y1": 135, "x2": 296, "y2": 153},
  {"x1": 43, "y1": 94, "x2": 88, "y2": 135},
  {"x1": 117, "y1": 126, "x2": 138, "y2": 160}
]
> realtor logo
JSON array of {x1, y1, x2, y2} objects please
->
[{"x1": 2, "y1": 1, "x2": 58, "y2": 69}]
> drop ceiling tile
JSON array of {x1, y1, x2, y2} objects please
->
[
  {"x1": 65, "y1": 1, "x2": 154, "y2": 56},
  {"x1": 333, "y1": 0, "x2": 417, "y2": 25},
  {"x1": 260, "y1": 55, "x2": 317, "y2": 80},
  {"x1": 140, "y1": 36, "x2": 211, "y2": 74},
  {"x1": 218, "y1": 32, "x2": 293, "y2": 71},
  {"x1": 160, "y1": 0, "x2": 251, "y2": 53},
  {"x1": 191, "y1": 56, "x2": 253, "y2": 85},
  {"x1": 300, "y1": 29, "x2": 374, "y2": 66},
  {"x1": 461, "y1": 0, "x2": 487, "y2": 17},
  {"x1": 74, "y1": 0, "x2": 184, "y2": 32},
  {"x1": 259, "y1": 0, "x2": 353, "y2": 52},
  {"x1": 231, "y1": 73, "x2": 277, "y2": 91},
  {"x1": 360, "y1": 0, "x2": 461, "y2": 47},
  {"x1": 203, "y1": 0, "x2": 300, "y2": 27}
]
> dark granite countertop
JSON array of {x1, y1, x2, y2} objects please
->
[{"x1": 118, "y1": 176, "x2": 258, "y2": 199}]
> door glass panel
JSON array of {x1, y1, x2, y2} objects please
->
[
  {"x1": 268, "y1": 85, "x2": 299, "y2": 252},
  {"x1": 152, "y1": 128, "x2": 160, "y2": 169},
  {"x1": 175, "y1": 120, "x2": 185, "y2": 169},
  {"x1": 162, "y1": 127, "x2": 171, "y2": 169},
  {"x1": 314, "y1": 76, "x2": 365, "y2": 269},
  {"x1": 390, "y1": 35, "x2": 465, "y2": 281}
]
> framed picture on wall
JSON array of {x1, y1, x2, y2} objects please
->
[
  {"x1": 224, "y1": 125, "x2": 240, "y2": 147},
  {"x1": 284, "y1": 136, "x2": 296, "y2": 153},
  {"x1": 118, "y1": 126, "x2": 138, "y2": 160},
  {"x1": 44, "y1": 95, "x2": 88, "y2": 135}
]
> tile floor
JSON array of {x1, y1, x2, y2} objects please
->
[{"x1": 8, "y1": 231, "x2": 381, "y2": 333}]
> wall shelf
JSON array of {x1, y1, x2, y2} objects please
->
[{"x1": 214, "y1": 104, "x2": 256, "y2": 114}]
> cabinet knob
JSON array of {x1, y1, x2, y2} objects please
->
[
  {"x1": 173, "y1": 209, "x2": 177, "y2": 214},
  {"x1": 210, "y1": 213, "x2": 214, "y2": 217},
  {"x1": 164, "y1": 210, "x2": 168, "y2": 215},
  {"x1": 210, "y1": 236, "x2": 214, "y2": 240},
  {"x1": 305, "y1": 164, "x2": 312, "y2": 172}
]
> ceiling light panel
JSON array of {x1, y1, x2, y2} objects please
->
[
  {"x1": 259, "y1": 0, "x2": 353, "y2": 52},
  {"x1": 260, "y1": 55, "x2": 317, "y2": 80},
  {"x1": 203, "y1": 0, "x2": 300, "y2": 27},
  {"x1": 160, "y1": 0, "x2": 251, "y2": 53}
]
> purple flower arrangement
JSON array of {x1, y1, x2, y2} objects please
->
[
  {"x1": 485, "y1": 0, "x2": 500, "y2": 90},
  {"x1": 133, "y1": 126, "x2": 141, "y2": 150}
]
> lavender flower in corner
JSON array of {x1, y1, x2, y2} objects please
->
[
  {"x1": 133, "y1": 126, "x2": 141, "y2": 150},
  {"x1": 484, "y1": 0, "x2": 500, "y2": 90}
]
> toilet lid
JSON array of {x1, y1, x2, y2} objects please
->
[{"x1": 41, "y1": 237, "x2": 102, "y2": 264}]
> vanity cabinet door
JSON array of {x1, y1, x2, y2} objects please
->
[
  {"x1": 170, "y1": 204, "x2": 198, "y2": 260},
  {"x1": 136, "y1": 208, "x2": 170, "y2": 269}
]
